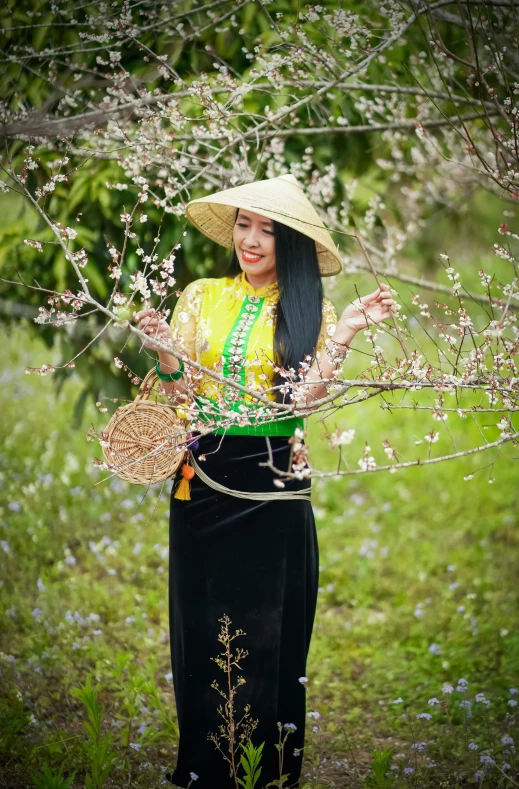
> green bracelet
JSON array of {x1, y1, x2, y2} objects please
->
[{"x1": 155, "y1": 359, "x2": 184, "y2": 381}]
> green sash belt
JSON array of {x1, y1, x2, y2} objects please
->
[{"x1": 195, "y1": 396, "x2": 304, "y2": 437}]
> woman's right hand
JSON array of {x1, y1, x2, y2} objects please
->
[{"x1": 133, "y1": 308, "x2": 171, "y2": 350}]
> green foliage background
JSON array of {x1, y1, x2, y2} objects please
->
[
  {"x1": 1, "y1": 1, "x2": 518, "y2": 785},
  {"x1": 1, "y1": 0, "x2": 505, "y2": 420},
  {"x1": 1, "y1": 326, "x2": 517, "y2": 787}
]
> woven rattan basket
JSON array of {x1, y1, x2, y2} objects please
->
[{"x1": 101, "y1": 368, "x2": 187, "y2": 484}]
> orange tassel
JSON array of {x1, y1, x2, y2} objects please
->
[{"x1": 173, "y1": 462, "x2": 195, "y2": 500}]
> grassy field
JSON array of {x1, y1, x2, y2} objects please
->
[{"x1": 1, "y1": 323, "x2": 518, "y2": 789}]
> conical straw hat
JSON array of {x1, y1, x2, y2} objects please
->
[{"x1": 185, "y1": 174, "x2": 342, "y2": 276}]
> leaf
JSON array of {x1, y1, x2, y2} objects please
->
[
  {"x1": 67, "y1": 177, "x2": 89, "y2": 211},
  {"x1": 53, "y1": 253, "x2": 67, "y2": 293},
  {"x1": 84, "y1": 722, "x2": 97, "y2": 742},
  {"x1": 29, "y1": 759, "x2": 77, "y2": 789},
  {"x1": 265, "y1": 775, "x2": 290, "y2": 788}
]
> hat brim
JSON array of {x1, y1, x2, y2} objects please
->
[{"x1": 185, "y1": 179, "x2": 343, "y2": 277}]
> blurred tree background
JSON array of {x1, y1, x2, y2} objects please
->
[
  {"x1": 2, "y1": 0, "x2": 516, "y2": 423},
  {"x1": 1, "y1": 2, "x2": 519, "y2": 787}
]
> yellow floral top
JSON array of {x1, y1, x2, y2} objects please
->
[{"x1": 169, "y1": 271, "x2": 338, "y2": 436}]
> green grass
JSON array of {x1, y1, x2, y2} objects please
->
[{"x1": 1, "y1": 323, "x2": 518, "y2": 788}]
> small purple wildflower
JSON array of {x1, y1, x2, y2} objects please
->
[{"x1": 459, "y1": 700, "x2": 472, "y2": 718}]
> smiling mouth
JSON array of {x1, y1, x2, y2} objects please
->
[{"x1": 241, "y1": 249, "x2": 263, "y2": 263}]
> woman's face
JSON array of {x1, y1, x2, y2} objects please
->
[{"x1": 233, "y1": 209, "x2": 277, "y2": 283}]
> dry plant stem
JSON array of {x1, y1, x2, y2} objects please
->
[
  {"x1": 12, "y1": 171, "x2": 91, "y2": 299},
  {"x1": 355, "y1": 233, "x2": 411, "y2": 360},
  {"x1": 12, "y1": 86, "x2": 496, "y2": 145},
  {"x1": 162, "y1": 110, "x2": 502, "y2": 142},
  {"x1": 344, "y1": 260, "x2": 519, "y2": 314},
  {"x1": 425, "y1": 10, "x2": 518, "y2": 196},
  {"x1": 382, "y1": 404, "x2": 519, "y2": 413},
  {"x1": 208, "y1": 615, "x2": 257, "y2": 788},
  {"x1": 258, "y1": 430, "x2": 519, "y2": 481},
  {"x1": 423, "y1": 15, "x2": 514, "y2": 188}
]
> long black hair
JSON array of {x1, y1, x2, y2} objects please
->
[{"x1": 222, "y1": 210, "x2": 324, "y2": 403}]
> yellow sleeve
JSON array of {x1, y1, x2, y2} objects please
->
[
  {"x1": 314, "y1": 297, "x2": 338, "y2": 359},
  {"x1": 169, "y1": 279, "x2": 206, "y2": 362}
]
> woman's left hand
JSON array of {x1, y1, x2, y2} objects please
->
[{"x1": 338, "y1": 282, "x2": 397, "y2": 334}]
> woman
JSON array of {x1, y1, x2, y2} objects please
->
[{"x1": 134, "y1": 175, "x2": 396, "y2": 788}]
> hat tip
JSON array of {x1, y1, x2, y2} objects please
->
[{"x1": 277, "y1": 174, "x2": 302, "y2": 188}]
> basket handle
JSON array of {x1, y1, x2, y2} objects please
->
[{"x1": 131, "y1": 368, "x2": 159, "y2": 410}]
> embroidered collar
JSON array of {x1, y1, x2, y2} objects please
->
[{"x1": 232, "y1": 271, "x2": 279, "y2": 300}]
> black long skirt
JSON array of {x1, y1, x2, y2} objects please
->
[{"x1": 167, "y1": 432, "x2": 319, "y2": 789}]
